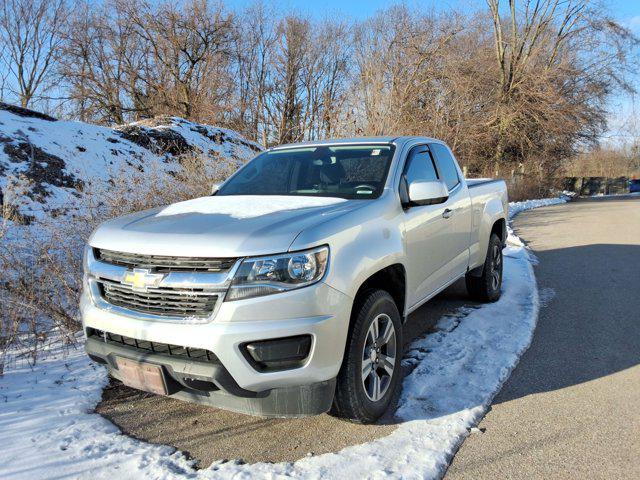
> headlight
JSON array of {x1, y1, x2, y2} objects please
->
[{"x1": 227, "y1": 246, "x2": 329, "y2": 301}]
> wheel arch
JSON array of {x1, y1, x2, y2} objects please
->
[
  {"x1": 349, "y1": 264, "x2": 407, "y2": 324},
  {"x1": 491, "y1": 217, "x2": 507, "y2": 246},
  {"x1": 469, "y1": 218, "x2": 507, "y2": 277}
]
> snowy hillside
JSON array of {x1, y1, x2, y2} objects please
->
[{"x1": 0, "y1": 103, "x2": 262, "y2": 223}]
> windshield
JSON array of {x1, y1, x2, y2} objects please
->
[{"x1": 218, "y1": 144, "x2": 395, "y2": 200}]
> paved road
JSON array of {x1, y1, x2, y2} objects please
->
[
  {"x1": 97, "y1": 276, "x2": 475, "y2": 466},
  {"x1": 446, "y1": 197, "x2": 640, "y2": 479}
]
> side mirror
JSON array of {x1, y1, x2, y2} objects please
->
[
  {"x1": 211, "y1": 183, "x2": 221, "y2": 195},
  {"x1": 407, "y1": 180, "x2": 449, "y2": 206}
]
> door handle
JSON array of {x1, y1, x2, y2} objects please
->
[{"x1": 442, "y1": 208, "x2": 453, "y2": 219}]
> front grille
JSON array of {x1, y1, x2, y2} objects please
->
[
  {"x1": 98, "y1": 279, "x2": 218, "y2": 318},
  {"x1": 95, "y1": 248, "x2": 237, "y2": 273},
  {"x1": 87, "y1": 328, "x2": 219, "y2": 363}
]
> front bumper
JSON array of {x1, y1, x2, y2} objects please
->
[
  {"x1": 80, "y1": 281, "x2": 352, "y2": 416},
  {"x1": 85, "y1": 335, "x2": 336, "y2": 417}
]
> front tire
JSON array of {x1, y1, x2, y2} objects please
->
[
  {"x1": 466, "y1": 232, "x2": 503, "y2": 302},
  {"x1": 331, "y1": 289, "x2": 403, "y2": 423}
]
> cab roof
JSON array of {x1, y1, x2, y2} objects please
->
[{"x1": 269, "y1": 136, "x2": 445, "y2": 151}]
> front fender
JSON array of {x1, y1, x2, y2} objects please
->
[{"x1": 289, "y1": 195, "x2": 406, "y2": 301}]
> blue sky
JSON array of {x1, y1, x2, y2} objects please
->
[{"x1": 225, "y1": 0, "x2": 640, "y2": 26}]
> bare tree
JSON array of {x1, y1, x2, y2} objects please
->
[
  {"x1": 485, "y1": 0, "x2": 637, "y2": 171},
  {"x1": 302, "y1": 20, "x2": 350, "y2": 140},
  {"x1": 232, "y1": 10, "x2": 350, "y2": 145},
  {"x1": 61, "y1": 0, "x2": 234, "y2": 125},
  {"x1": 265, "y1": 16, "x2": 310, "y2": 144},
  {"x1": 231, "y1": 1, "x2": 278, "y2": 144},
  {"x1": 51, "y1": 0, "x2": 637, "y2": 176},
  {"x1": 60, "y1": 0, "x2": 148, "y2": 123},
  {"x1": 351, "y1": 7, "x2": 465, "y2": 137},
  {"x1": 0, "y1": 40, "x2": 9, "y2": 101},
  {"x1": 125, "y1": 0, "x2": 234, "y2": 123},
  {"x1": 0, "y1": 0, "x2": 66, "y2": 107}
]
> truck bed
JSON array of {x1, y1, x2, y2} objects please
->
[
  {"x1": 466, "y1": 178, "x2": 504, "y2": 188},
  {"x1": 465, "y1": 177, "x2": 509, "y2": 271}
]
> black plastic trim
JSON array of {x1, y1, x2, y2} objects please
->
[
  {"x1": 85, "y1": 335, "x2": 262, "y2": 398},
  {"x1": 85, "y1": 337, "x2": 336, "y2": 417},
  {"x1": 241, "y1": 335, "x2": 312, "y2": 372}
]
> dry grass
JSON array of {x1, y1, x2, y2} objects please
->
[
  {"x1": 476, "y1": 157, "x2": 560, "y2": 202},
  {"x1": 506, "y1": 176, "x2": 558, "y2": 202},
  {"x1": 564, "y1": 149, "x2": 640, "y2": 179},
  {"x1": 0, "y1": 153, "x2": 238, "y2": 370}
]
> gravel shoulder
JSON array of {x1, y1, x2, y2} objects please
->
[{"x1": 446, "y1": 197, "x2": 640, "y2": 479}]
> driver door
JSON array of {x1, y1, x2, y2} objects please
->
[{"x1": 401, "y1": 146, "x2": 452, "y2": 308}]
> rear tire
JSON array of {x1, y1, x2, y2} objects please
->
[
  {"x1": 331, "y1": 289, "x2": 403, "y2": 423},
  {"x1": 466, "y1": 233, "x2": 503, "y2": 302}
]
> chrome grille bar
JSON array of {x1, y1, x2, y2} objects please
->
[
  {"x1": 95, "y1": 248, "x2": 237, "y2": 273},
  {"x1": 86, "y1": 247, "x2": 238, "y2": 321},
  {"x1": 98, "y1": 279, "x2": 219, "y2": 318}
]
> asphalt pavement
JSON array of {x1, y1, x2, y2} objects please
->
[{"x1": 446, "y1": 196, "x2": 640, "y2": 479}]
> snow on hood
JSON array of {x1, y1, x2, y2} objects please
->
[
  {"x1": 89, "y1": 195, "x2": 358, "y2": 257},
  {"x1": 155, "y1": 195, "x2": 347, "y2": 219}
]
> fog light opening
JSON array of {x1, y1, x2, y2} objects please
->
[{"x1": 242, "y1": 335, "x2": 312, "y2": 372}]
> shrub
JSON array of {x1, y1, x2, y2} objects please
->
[{"x1": 0, "y1": 152, "x2": 239, "y2": 369}]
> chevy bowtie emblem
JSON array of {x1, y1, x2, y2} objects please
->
[{"x1": 122, "y1": 268, "x2": 165, "y2": 292}]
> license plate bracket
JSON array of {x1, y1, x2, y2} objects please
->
[{"x1": 115, "y1": 357, "x2": 168, "y2": 396}]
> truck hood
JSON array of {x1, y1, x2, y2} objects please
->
[{"x1": 89, "y1": 195, "x2": 362, "y2": 257}]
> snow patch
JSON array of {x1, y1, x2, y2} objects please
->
[
  {"x1": 156, "y1": 195, "x2": 347, "y2": 219},
  {"x1": 0, "y1": 197, "x2": 567, "y2": 480},
  {"x1": 508, "y1": 197, "x2": 566, "y2": 220},
  {"x1": 538, "y1": 287, "x2": 556, "y2": 307},
  {"x1": 0, "y1": 107, "x2": 261, "y2": 222}
]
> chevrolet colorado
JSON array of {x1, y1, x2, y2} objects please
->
[{"x1": 82, "y1": 137, "x2": 508, "y2": 423}]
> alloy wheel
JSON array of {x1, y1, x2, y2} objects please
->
[
  {"x1": 491, "y1": 244, "x2": 502, "y2": 291},
  {"x1": 361, "y1": 313, "x2": 397, "y2": 402}
]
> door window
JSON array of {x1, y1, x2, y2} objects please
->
[
  {"x1": 430, "y1": 143, "x2": 460, "y2": 190},
  {"x1": 404, "y1": 147, "x2": 438, "y2": 183},
  {"x1": 400, "y1": 146, "x2": 439, "y2": 204}
]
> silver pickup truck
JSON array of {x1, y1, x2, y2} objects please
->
[{"x1": 82, "y1": 136, "x2": 507, "y2": 423}]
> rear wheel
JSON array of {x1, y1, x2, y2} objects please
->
[
  {"x1": 331, "y1": 289, "x2": 402, "y2": 423},
  {"x1": 466, "y1": 233, "x2": 503, "y2": 302}
]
